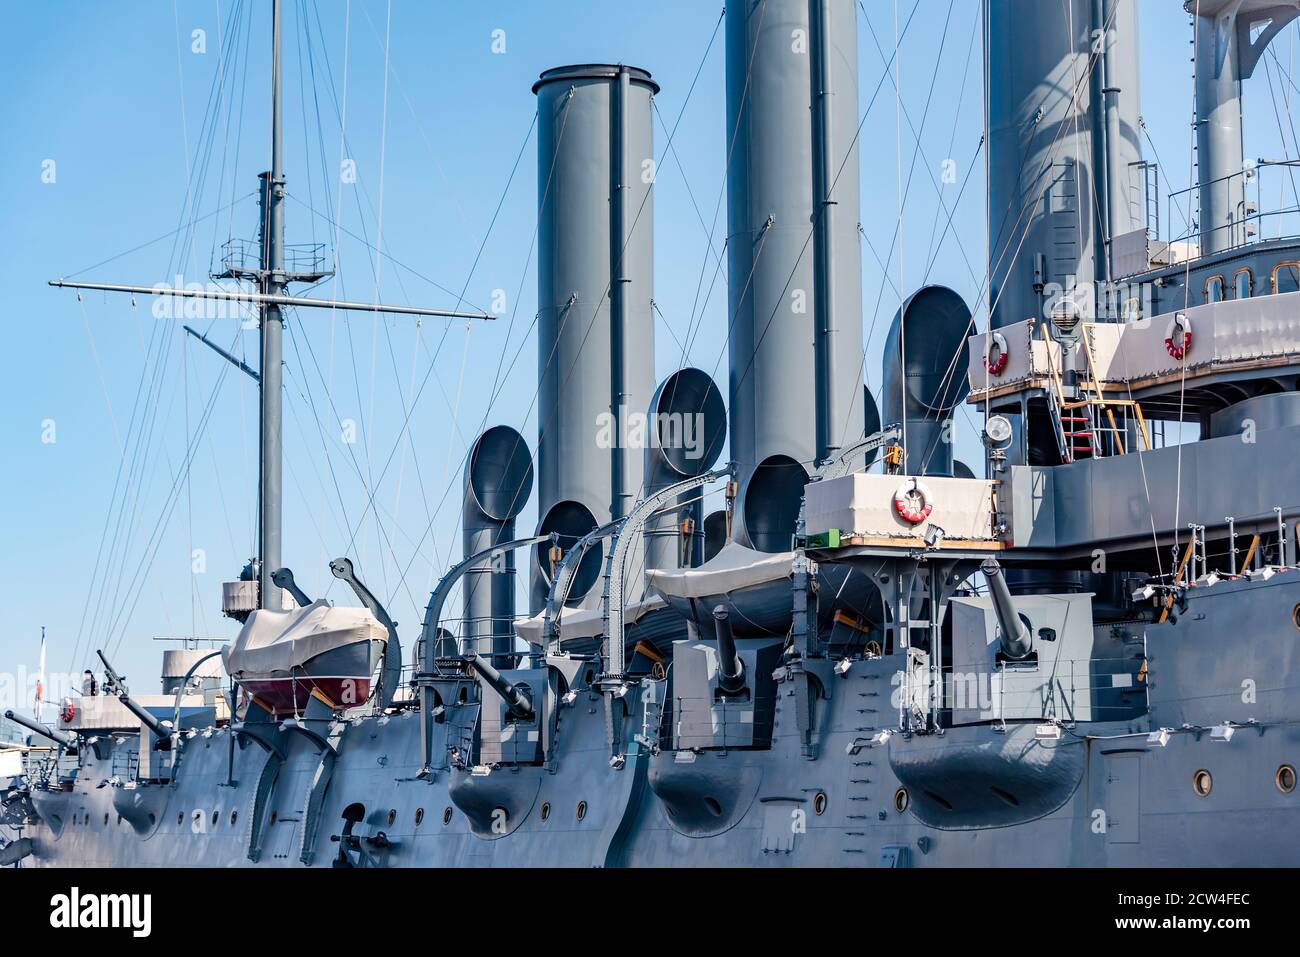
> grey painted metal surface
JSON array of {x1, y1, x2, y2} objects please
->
[
  {"x1": 1097, "y1": 0, "x2": 1144, "y2": 262},
  {"x1": 643, "y1": 369, "x2": 727, "y2": 573},
  {"x1": 10, "y1": 575, "x2": 1300, "y2": 867},
  {"x1": 881, "y1": 286, "x2": 970, "y2": 476},
  {"x1": 462, "y1": 426, "x2": 534, "y2": 661},
  {"x1": 1194, "y1": 5, "x2": 1245, "y2": 254},
  {"x1": 810, "y1": 0, "x2": 865, "y2": 464},
  {"x1": 725, "y1": 0, "x2": 862, "y2": 552},
  {"x1": 532, "y1": 64, "x2": 657, "y2": 608},
  {"x1": 13, "y1": 0, "x2": 1300, "y2": 874},
  {"x1": 987, "y1": 0, "x2": 1105, "y2": 331},
  {"x1": 258, "y1": 0, "x2": 287, "y2": 611}
]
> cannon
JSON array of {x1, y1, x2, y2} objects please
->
[
  {"x1": 3, "y1": 709, "x2": 74, "y2": 749},
  {"x1": 97, "y1": 650, "x2": 173, "y2": 738},
  {"x1": 980, "y1": 559, "x2": 1033, "y2": 660},
  {"x1": 712, "y1": 605, "x2": 746, "y2": 696},
  {"x1": 465, "y1": 652, "x2": 534, "y2": 721}
]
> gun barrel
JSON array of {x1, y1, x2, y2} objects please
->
[
  {"x1": 466, "y1": 653, "x2": 534, "y2": 721},
  {"x1": 116, "y1": 696, "x2": 171, "y2": 738},
  {"x1": 711, "y1": 605, "x2": 746, "y2": 695},
  {"x1": 981, "y1": 559, "x2": 1033, "y2": 659},
  {"x1": 3, "y1": 710, "x2": 74, "y2": 749}
]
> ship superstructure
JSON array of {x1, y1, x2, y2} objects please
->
[{"x1": 4, "y1": 0, "x2": 1300, "y2": 869}]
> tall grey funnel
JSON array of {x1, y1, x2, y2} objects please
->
[
  {"x1": 532, "y1": 64, "x2": 658, "y2": 609},
  {"x1": 725, "y1": 0, "x2": 864, "y2": 552},
  {"x1": 986, "y1": 0, "x2": 1141, "y2": 328}
]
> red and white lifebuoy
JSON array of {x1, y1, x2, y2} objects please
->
[
  {"x1": 893, "y1": 478, "x2": 934, "y2": 525},
  {"x1": 1165, "y1": 313, "x2": 1192, "y2": 361},
  {"x1": 983, "y1": 331, "x2": 1009, "y2": 376},
  {"x1": 61, "y1": 701, "x2": 76, "y2": 724}
]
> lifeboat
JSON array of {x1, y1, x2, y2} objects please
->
[{"x1": 222, "y1": 600, "x2": 388, "y2": 714}]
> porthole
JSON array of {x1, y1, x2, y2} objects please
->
[
  {"x1": 177, "y1": 812, "x2": 184, "y2": 825},
  {"x1": 1292, "y1": 604, "x2": 1300, "y2": 630},
  {"x1": 116, "y1": 815, "x2": 122, "y2": 826},
  {"x1": 813, "y1": 791, "x2": 828, "y2": 816},
  {"x1": 1277, "y1": 764, "x2": 1297, "y2": 794},
  {"x1": 269, "y1": 810, "x2": 278, "y2": 825},
  {"x1": 103, "y1": 813, "x2": 109, "y2": 826},
  {"x1": 1193, "y1": 769, "x2": 1213, "y2": 797},
  {"x1": 703, "y1": 796, "x2": 723, "y2": 818},
  {"x1": 386, "y1": 808, "x2": 397, "y2": 827},
  {"x1": 230, "y1": 810, "x2": 238, "y2": 827},
  {"x1": 576, "y1": 800, "x2": 588, "y2": 821},
  {"x1": 893, "y1": 787, "x2": 910, "y2": 813},
  {"x1": 211, "y1": 810, "x2": 219, "y2": 827},
  {"x1": 540, "y1": 802, "x2": 551, "y2": 821},
  {"x1": 442, "y1": 806, "x2": 453, "y2": 825},
  {"x1": 414, "y1": 807, "x2": 425, "y2": 826}
]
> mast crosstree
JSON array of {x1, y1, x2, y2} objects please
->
[{"x1": 49, "y1": 0, "x2": 493, "y2": 612}]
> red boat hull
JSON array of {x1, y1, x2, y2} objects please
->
[{"x1": 239, "y1": 675, "x2": 373, "y2": 715}]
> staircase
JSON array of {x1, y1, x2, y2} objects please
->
[{"x1": 1040, "y1": 323, "x2": 1152, "y2": 464}]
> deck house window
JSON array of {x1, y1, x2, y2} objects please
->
[
  {"x1": 1204, "y1": 275, "x2": 1225, "y2": 303},
  {"x1": 1273, "y1": 262, "x2": 1300, "y2": 294},
  {"x1": 1235, "y1": 268, "x2": 1253, "y2": 299}
]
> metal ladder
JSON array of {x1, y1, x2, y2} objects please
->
[{"x1": 1040, "y1": 324, "x2": 1153, "y2": 463}]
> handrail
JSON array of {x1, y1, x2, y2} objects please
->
[
  {"x1": 543, "y1": 519, "x2": 624, "y2": 653},
  {"x1": 415, "y1": 532, "x2": 555, "y2": 775},
  {"x1": 600, "y1": 466, "x2": 733, "y2": 683}
]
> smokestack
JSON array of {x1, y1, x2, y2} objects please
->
[
  {"x1": 881, "y1": 286, "x2": 972, "y2": 476},
  {"x1": 532, "y1": 64, "x2": 658, "y2": 609},
  {"x1": 1097, "y1": 0, "x2": 1144, "y2": 249},
  {"x1": 462, "y1": 425, "x2": 534, "y2": 663},
  {"x1": 986, "y1": 0, "x2": 1143, "y2": 330},
  {"x1": 725, "y1": 0, "x2": 864, "y2": 553},
  {"x1": 643, "y1": 368, "x2": 727, "y2": 571},
  {"x1": 1191, "y1": 2, "x2": 1246, "y2": 254}
]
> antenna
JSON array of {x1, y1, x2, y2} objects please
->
[{"x1": 48, "y1": 0, "x2": 493, "y2": 615}]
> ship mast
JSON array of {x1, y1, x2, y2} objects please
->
[
  {"x1": 259, "y1": 0, "x2": 287, "y2": 609},
  {"x1": 50, "y1": 0, "x2": 493, "y2": 616}
]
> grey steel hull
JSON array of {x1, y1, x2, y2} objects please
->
[{"x1": 10, "y1": 571, "x2": 1299, "y2": 868}]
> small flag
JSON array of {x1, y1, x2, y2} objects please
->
[{"x1": 34, "y1": 627, "x2": 46, "y2": 722}]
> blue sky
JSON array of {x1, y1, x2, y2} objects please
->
[{"x1": 1, "y1": 0, "x2": 1295, "y2": 698}]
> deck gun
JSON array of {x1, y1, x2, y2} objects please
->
[
  {"x1": 97, "y1": 649, "x2": 173, "y2": 738},
  {"x1": 980, "y1": 560, "x2": 1034, "y2": 661},
  {"x1": 464, "y1": 652, "x2": 534, "y2": 721}
]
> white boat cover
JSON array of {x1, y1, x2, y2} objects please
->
[
  {"x1": 222, "y1": 600, "x2": 387, "y2": 678},
  {"x1": 514, "y1": 594, "x2": 667, "y2": 644},
  {"x1": 645, "y1": 541, "x2": 795, "y2": 600}
]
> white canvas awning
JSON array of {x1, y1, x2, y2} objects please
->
[
  {"x1": 515, "y1": 594, "x2": 667, "y2": 645},
  {"x1": 646, "y1": 541, "x2": 795, "y2": 599}
]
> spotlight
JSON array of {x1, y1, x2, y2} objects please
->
[
  {"x1": 1147, "y1": 728, "x2": 1170, "y2": 747},
  {"x1": 1211, "y1": 723, "x2": 1235, "y2": 743},
  {"x1": 1035, "y1": 723, "x2": 1062, "y2": 741}
]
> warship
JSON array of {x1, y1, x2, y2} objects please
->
[{"x1": 4, "y1": 0, "x2": 1300, "y2": 870}]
